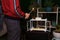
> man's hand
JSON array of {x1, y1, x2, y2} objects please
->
[{"x1": 25, "y1": 13, "x2": 30, "y2": 19}]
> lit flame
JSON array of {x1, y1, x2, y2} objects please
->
[{"x1": 32, "y1": 8, "x2": 34, "y2": 11}]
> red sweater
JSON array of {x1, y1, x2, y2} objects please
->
[{"x1": 2, "y1": 0, "x2": 25, "y2": 18}]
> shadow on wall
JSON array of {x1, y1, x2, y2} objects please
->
[{"x1": 20, "y1": 0, "x2": 31, "y2": 12}]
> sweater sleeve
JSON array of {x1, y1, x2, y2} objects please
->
[{"x1": 16, "y1": 0, "x2": 25, "y2": 17}]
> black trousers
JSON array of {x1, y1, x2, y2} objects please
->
[
  {"x1": 0, "y1": 5, "x2": 3, "y2": 31},
  {"x1": 4, "y1": 17, "x2": 21, "y2": 40}
]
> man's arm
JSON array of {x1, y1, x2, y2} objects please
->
[
  {"x1": 16, "y1": 0, "x2": 30, "y2": 19},
  {"x1": 16, "y1": 0, "x2": 25, "y2": 17}
]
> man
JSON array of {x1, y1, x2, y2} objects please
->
[{"x1": 1, "y1": 0, "x2": 30, "y2": 40}]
